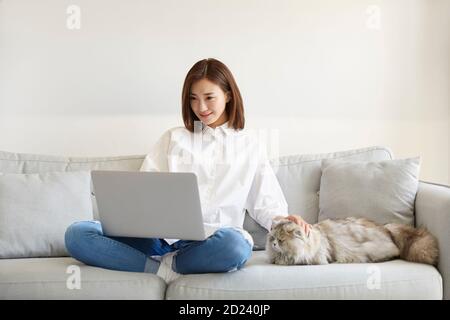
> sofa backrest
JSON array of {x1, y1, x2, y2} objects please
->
[
  {"x1": 269, "y1": 146, "x2": 393, "y2": 224},
  {"x1": 0, "y1": 151, "x2": 145, "y2": 221},
  {"x1": 243, "y1": 146, "x2": 393, "y2": 248},
  {"x1": 0, "y1": 151, "x2": 144, "y2": 173},
  {"x1": 0, "y1": 146, "x2": 393, "y2": 249}
]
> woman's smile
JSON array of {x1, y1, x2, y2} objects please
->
[{"x1": 199, "y1": 112, "x2": 213, "y2": 118}]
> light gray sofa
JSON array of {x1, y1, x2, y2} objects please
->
[{"x1": 0, "y1": 146, "x2": 448, "y2": 300}]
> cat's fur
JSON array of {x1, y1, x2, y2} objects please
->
[{"x1": 266, "y1": 217, "x2": 439, "y2": 266}]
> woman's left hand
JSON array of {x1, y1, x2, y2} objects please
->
[{"x1": 273, "y1": 214, "x2": 311, "y2": 236}]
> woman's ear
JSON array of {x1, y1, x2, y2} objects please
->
[{"x1": 225, "y1": 91, "x2": 231, "y2": 103}]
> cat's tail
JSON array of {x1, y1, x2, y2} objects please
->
[{"x1": 384, "y1": 223, "x2": 439, "y2": 266}]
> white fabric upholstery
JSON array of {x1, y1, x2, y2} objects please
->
[
  {"x1": 269, "y1": 146, "x2": 394, "y2": 224},
  {"x1": 318, "y1": 157, "x2": 420, "y2": 225},
  {"x1": 0, "y1": 150, "x2": 144, "y2": 221},
  {"x1": 0, "y1": 150, "x2": 144, "y2": 173},
  {"x1": 166, "y1": 251, "x2": 442, "y2": 300},
  {"x1": 0, "y1": 147, "x2": 445, "y2": 300},
  {"x1": 0, "y1": 146, "x2": 393, "y2": 238},
  {"x1": 0, "y1": 171, "x2": 93, "y2": 258},
  {"x1": 415, "y1": 182, "x2": 450, "y2": 300},
  {"x1": 0, "y1": 257, "x2": 166, "y2": 300},
  {"x1": 245, "y1": 146, "x2": 394, "y2": 249}
]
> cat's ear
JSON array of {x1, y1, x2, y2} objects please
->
[
  {"x1": 271, "y1": 218, "x2": 283, "y2": 230},
  {"x1": 293, "y1": 230, "x2": 304, "y2": 239}
]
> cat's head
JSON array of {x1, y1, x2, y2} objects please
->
[{"x1": 266, "y1": 219, "x2": 311, "y2": 262}]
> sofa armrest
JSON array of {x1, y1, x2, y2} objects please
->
[{"x1": 415, "y1": 181, "x2": 450, "y2": 300}]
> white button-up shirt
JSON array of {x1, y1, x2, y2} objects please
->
[{"x1": 140, "y1": 121, "x2": 288, "y2": 245}]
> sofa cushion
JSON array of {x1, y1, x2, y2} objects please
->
[
  {"x1": 0, "y1": 150, "x2": 144, "y2": 220},
  {"x1": 0, "y1": 147, "x2": 394, "y2": 251},
  {"x1": 166, "y1": 251, "x2": 442, "y2": 300},
  {"x1": 270, "y1": 146, "x2": 394, "y2": 224},
  {"x1": 318, "y1": 157, "x2": 420, "y2": 225},
  {"x1": 0, "y1": 171, "x2": 93, "y2": 258},
  {"x1": 0, "y1": 257, "x2": 166, "y2": 299},
  {"x1": 245, "y1": 146, "x2": 394, "y2": 249},
  {"x1": 0, "y1": 150, "x2": 144, "y2": 173}
]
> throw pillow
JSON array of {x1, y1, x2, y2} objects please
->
[
  {"x1": 0, "y1": 171, "x2": 93, "y2": 258},
  {"x1": 318, "y1": 157, "x2": 420, "y2": 225}
]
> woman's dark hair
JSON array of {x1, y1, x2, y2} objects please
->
[{"x1": 181, "y1": 58, "x2": 245, "y2": 132}]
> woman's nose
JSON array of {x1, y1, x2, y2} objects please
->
[{"x1": 199, "y1": 101, "x2": 208, "y2": 111}]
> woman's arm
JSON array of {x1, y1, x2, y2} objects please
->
[
  {"x1": 140, "y1": 129, "x2": 172, "y2": 172},
  {"x1": 245, "y1": 159, "x2": 289, "y2": 232}
]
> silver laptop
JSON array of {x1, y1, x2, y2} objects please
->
[{"x1": 91, "y1": 170, "x2": 206, "y2": 240}]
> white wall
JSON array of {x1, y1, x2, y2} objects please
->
[{"x1": 0, "y1": 0, "x2": 449, "y2": 184}]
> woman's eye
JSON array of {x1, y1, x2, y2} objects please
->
[
  {"x1": 190, "y1": 97, "x2": 196, "y2": 100},
  {"x1": 207, "y1": 97, "x2": 214, "y2": 100}
]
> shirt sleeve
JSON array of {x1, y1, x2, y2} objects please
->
[
  {"x1": 140, "y1": 130, "x2": 171, "y2": 172},
  {"x1": 244, "y1": 154, "x2": 289, "y2": 232}
]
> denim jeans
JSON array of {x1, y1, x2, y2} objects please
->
[{"x1": 64, "y1": 221, "x2": 253, "y2": 274}]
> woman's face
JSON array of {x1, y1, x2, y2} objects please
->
[{"x1": 190, "y1": 78, "x2": 230, "y2": 128}]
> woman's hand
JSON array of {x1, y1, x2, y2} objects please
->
[{"x1": 273, "y1": 214, "x2": 311, "y2": 236}]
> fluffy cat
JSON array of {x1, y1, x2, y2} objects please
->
[{"x1": 266, "y1": 217, "x2": 439, "y2": 266}]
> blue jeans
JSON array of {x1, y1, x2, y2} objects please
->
[{"x1": 64, "y1": 221, "x2": 252, "y2": 274}]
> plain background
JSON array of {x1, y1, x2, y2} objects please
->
[{"x1": 0, "y1": 0, "x2": 449, "y2": 184}]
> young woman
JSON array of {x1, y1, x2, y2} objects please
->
[{"x1": 65, "y1": 58, "x2": 310, "y2": 283}]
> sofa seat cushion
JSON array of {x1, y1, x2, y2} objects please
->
[
  {"x1": 0, "y1": 257, "x2": 166, "y2": 299},
  {"x1": 166, "y1": 251, "x2": 442, "y2": 300}
]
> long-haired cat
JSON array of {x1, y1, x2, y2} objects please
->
[{"x1": 266, "y1": 217, "x2": 438, "y2": 266}]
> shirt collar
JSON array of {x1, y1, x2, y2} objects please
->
[{"x1": 202, "y1": 121, "x2": 234, "y2": 136}]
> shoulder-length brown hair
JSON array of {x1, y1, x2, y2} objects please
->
[{"x1": 181, "y1": 58, "x2": 245, "y2": 132}]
